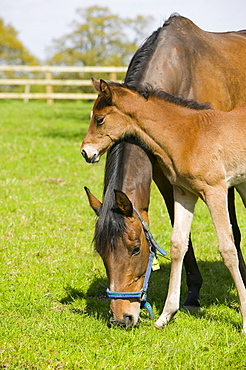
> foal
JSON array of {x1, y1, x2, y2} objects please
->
[{"x1": 81, "y1": 79, "x2": 246, "y2": 332}]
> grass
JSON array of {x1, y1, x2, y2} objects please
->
[{"x1": 1, "y1": 100, "x2": 246, "y2": 369}]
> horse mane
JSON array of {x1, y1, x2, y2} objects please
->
[
  {"x1": 110, "y1": 82, "x2": 211, "y2": 110},
  {"x1": 125, "y1": 28, "x2": 162, "y2": 87},
  {"x1": 94, "y1": 140, "x2": 127, "y2": 258},
  {"x1": 129, "y1": 83, "x2": 212, "y2": 110},
  {"x1": 125, "y1": 13, "x2": 185, "y2": 87}
]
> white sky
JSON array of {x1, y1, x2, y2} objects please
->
[{"x1": 1, "y1": 0, "x2": 246, "y2": 61}]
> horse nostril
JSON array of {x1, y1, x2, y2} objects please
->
[{"x1": 81, "y1": 149, "x2": 88, "y2": 160}]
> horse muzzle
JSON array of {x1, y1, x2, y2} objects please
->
[
  {"x1": 109, "y1": 299, "x2": 140, "y2": 328},
  {"x1": 109, "y1": 312, "x2": 136, "y2": 328},
  {"x1": 81, "y1": 146, "x2": 100, "y2": 163}
]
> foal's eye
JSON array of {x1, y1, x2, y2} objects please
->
[
  {"x1": 95, "y1": 116, "x2": 104, "y2": 125},
  {"x1": 131, "y1": 245, "x2": 141, "y2": 256}
]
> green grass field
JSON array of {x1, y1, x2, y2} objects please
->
[{"x1": 1, "y1": 101, "x2": 246, "y2": 369}]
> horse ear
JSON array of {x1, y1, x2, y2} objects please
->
[
  {"x1": 91, "y1": 77, "x2": 101, "y2": 93},
  {"x1": 84, "y1": 187, "x2": 102, "y2": 216},
  {"x1": 100, "y1": 79, "x2": 112, "y2": 102},
  {"x1": 114, "y1": 190, "x2": 133, "y2": 217}
]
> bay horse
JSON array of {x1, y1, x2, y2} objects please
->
[
  {"x1": 85, "y1": 15, "x2": 246, "y2": 327},
  {"x1": 81, "y1": 79, "x2": 246, "y2": 332}
]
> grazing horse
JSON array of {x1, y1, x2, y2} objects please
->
[
  {"x1": 85, "y1": 15, "x2": 246, "y2": 327},
  {"x1": 81, "y1": 79, "x2": 246, "y2": 332}
]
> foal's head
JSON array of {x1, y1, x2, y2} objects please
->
[{"x1": 81, "y1": 78, "x2": 135, "y2": 163}]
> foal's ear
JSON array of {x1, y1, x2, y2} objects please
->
[
  {"x1": 91, "y1": 77, "x2": 101, "y2": 93},
  {"x1": 100, "y1": 79, "x2": 112, "y2": 103},
  {"x1": 84, "y1": 186, "x2": 102, "y2": 216},
  {"x1": 114, "y1": 190, "x2": 133, "y2": 217}
]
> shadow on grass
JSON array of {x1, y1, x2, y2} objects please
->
[
  {"x1": 60, "y1": 277, "x2": 109, "y2": 322},
  {"x1": 59, "y1": 259, "x2": 241, "y2": 328}
]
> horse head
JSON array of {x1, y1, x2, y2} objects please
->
[
  {"x1": 81, "y1": 78, "x2": 135, "y2": 163},
  {"x1": 85, "y1": 187, "x2": 151, "y2": 327}
]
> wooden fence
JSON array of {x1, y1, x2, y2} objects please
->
[{"x1": 0, "y1": 65, "x2": 127, "y2": 104}]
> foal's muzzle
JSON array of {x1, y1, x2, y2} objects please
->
[{"x1": 81, "y1": 148, "x2": 99, "y2": 163}]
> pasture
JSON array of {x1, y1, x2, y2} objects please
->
[{"x1": 1, "y1": 101, "x2": 246, "y2": 369}]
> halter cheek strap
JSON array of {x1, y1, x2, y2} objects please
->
[{"x1": 106, "y1": 206, "x2": 167, "y2": 319}]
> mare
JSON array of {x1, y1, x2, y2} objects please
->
[
  {"x1": 85, "y1": 15, "x2": 246, "y2": 327},
  {"x1": 81, "y1": 79, "x2": 246, "y2": 332}
]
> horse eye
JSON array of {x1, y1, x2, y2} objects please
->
[
  {"x1": 95, "y1": 116, "x2": 104, "y2": 125},
  {"x1": 132, "y1": 245, "x2": 140, "y2": 256}
]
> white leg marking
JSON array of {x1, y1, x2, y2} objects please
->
[{"x1": 155, "y1": 187, "x2": 197, "y2": 328}]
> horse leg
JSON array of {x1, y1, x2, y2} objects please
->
[
  {"x1": 228, "y1": 187, "x2": 246, "y2": 286},
  {"x1": 153, "y1": 165, "x2": 202, "y2": 308},
  {"x1": 206, "y1": 187, "x2": 246, "y2": 333},
  {"x1": 155, "y1": 187, "x2": 198, "y2": 328}
]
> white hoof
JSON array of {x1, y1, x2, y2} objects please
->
[{"x1": 154, "y1": 317, "x2": 167, "y2": 329}]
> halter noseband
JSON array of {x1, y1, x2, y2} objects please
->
[{"x1": 106, "y1": 206, "x2": 167, "y2": 319}]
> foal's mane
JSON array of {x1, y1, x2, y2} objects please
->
[{"x1": 125, "y1": 83, "x2": 211, "y2": 110}]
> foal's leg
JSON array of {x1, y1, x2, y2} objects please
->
[
  {"x1": 228, "y1": 187, "x2": 246, "y2": 286},
  {"x1": 206, "y1": 187, "x2": 246, "y2": 333},
  {"x1": 152, "y1": 166, "x2": 202, "y2": 308},
  {"x1": 155, "y1": 188, "x2": 198, "y2": 328}
]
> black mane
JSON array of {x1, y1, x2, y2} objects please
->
[
  {"x1": 127, "y1": 83, "x2": 211, "y2": 110},
  {"x1": 125, "y1": 14, "x2": 179, "y2": 87},
  {"x1": 94, "y1": 140, "x2": 127, "y2": 257},
  {"x1": 124, "y1": 27, "x2": 162, "y2": 88}
]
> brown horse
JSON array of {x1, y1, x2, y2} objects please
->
[
  {"x1": 81, "y1": 79, "x2": 246, "y2": 332},
  {"x1": 85, "y1": 15, "x2": 246, "y2": 327}
]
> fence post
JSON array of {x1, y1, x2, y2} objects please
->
[
  {"x1": 45, "y1": 71, "x2": 53, "y2": 105},
  {"x1": 109, "y1": 71, "x2": 116, "y2": 81},
  {"x1": 24, "y1": 84, "x2": 30, "y2": 103}
]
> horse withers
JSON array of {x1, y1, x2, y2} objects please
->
[{"x1": 81, "y1": 79, "x2": 246, "y2": 333}]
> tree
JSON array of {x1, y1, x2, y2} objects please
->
[
  {"x1": 47, "y1": 6, "x2": 154, "y2": 66},
  {"x1": 0, "y1": 18, "x2": 38, "y2": 66}
]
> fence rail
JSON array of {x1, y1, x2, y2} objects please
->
[{"x1": 0, "y1": 65, "x2": 127, "y2": 104}]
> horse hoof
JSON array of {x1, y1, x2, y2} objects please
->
[{"x1": 154, "y1": 318, "x2": 167, "y2": 329}]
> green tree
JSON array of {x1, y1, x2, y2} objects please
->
[
  {"x1": 47, "y1": 6, "x2": 154, "y2": 66},
  {"x1": 0, "y1": 18, "x2": 38, "y2": 66}
]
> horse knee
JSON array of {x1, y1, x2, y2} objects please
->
[
  {"x1": 170, "y1": 238, "x2": 188, "y2": 261},
  {"x1": 219, "y1": 242, "x2": 239, "y2": 269}
]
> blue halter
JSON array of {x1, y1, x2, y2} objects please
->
[{"x1": 106, "y1": 206, "x2": 167, "y2": 319}]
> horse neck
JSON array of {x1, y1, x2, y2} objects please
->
[
  {"x1": 104, "y1": 140, "x2": 152, "y2": 214},
  {"x1": 118, "y1": 93, "x2": 195, "y2": 145}
]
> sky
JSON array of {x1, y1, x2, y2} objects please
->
[{"x1": 1, "y1": 0, "x2": 246, "y2": 61}]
